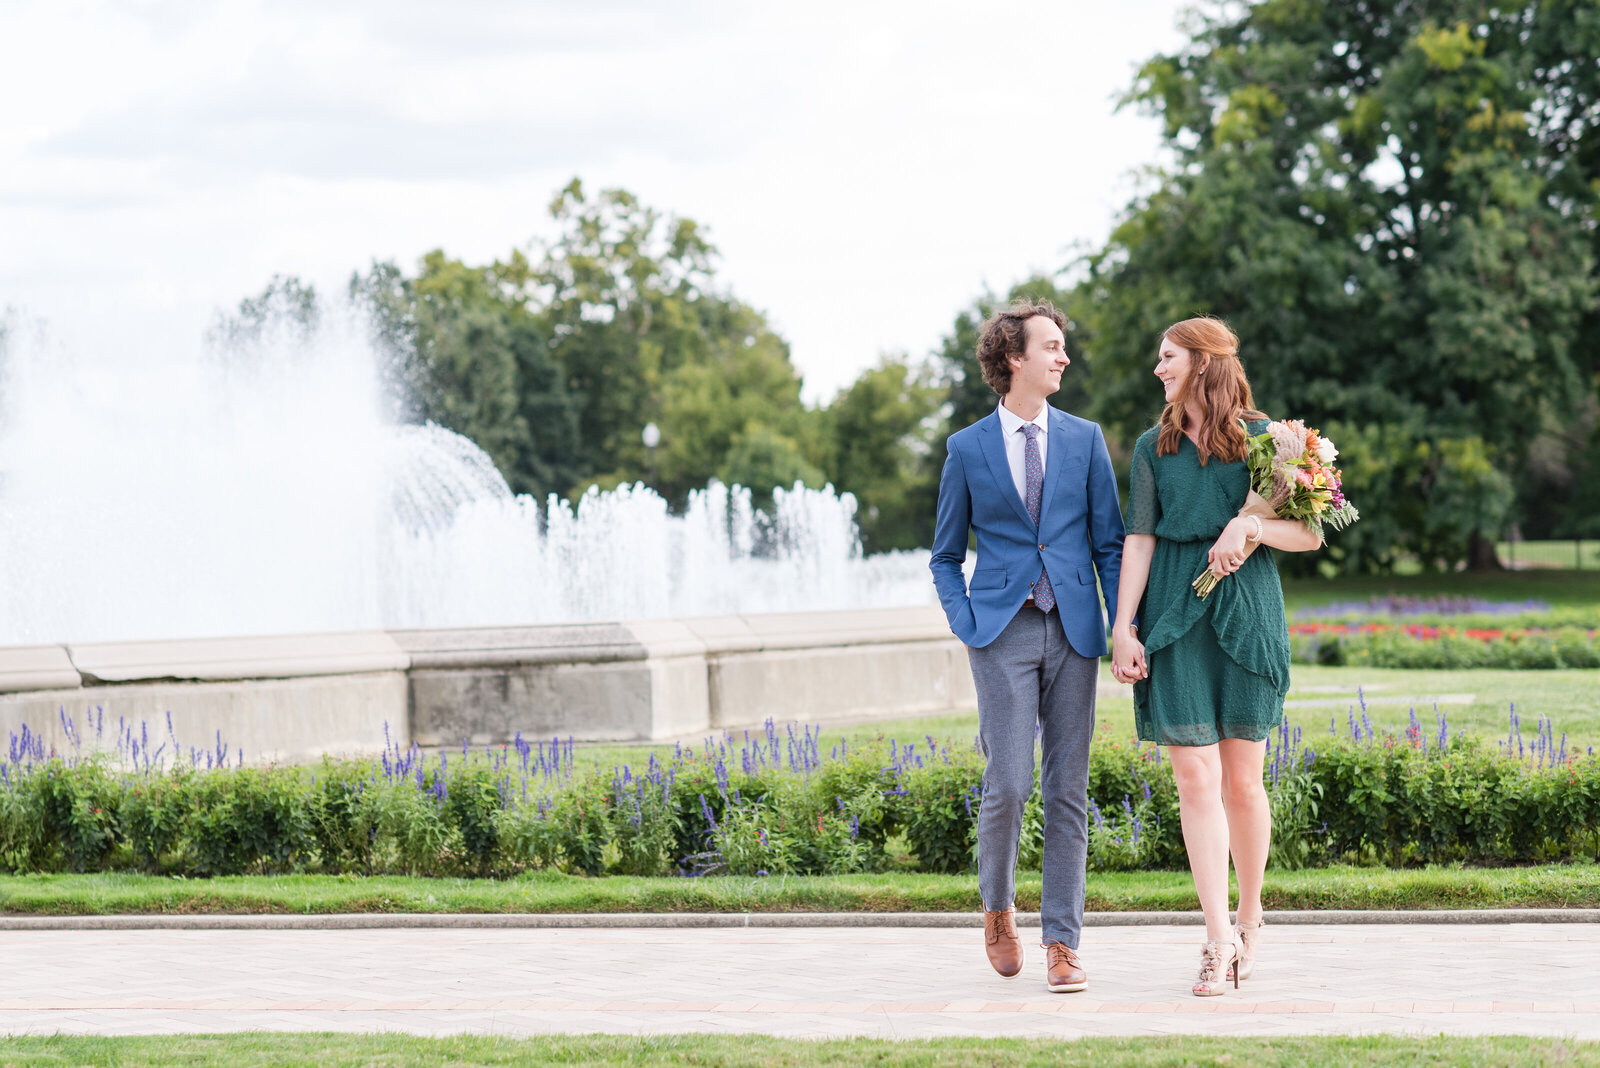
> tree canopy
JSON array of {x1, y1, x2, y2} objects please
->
[
  {"x1": 1078, "y1": 0, "x2": 1600, "y2": 569},
  {"x1": 345, "y1": 180, "x2": 824, "y2": 509}
]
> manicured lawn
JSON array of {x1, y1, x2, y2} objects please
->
[
  {"x1": 3, "y1": 865, "x2": 1596, "y2": 916},
  {"x1": 574, "y1": 658, "x2": 1596, "y2": 770},
  {"x1": 1282, "y1": 664, "x2": 1600, "y2": 744},
  {"x1": 0, "y1": 1034, "x2": 1589, "y2": 1066}
]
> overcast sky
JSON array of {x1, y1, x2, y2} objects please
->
[{"x1": 0, "y1": 0, "x2": 1192, "y2": 402}]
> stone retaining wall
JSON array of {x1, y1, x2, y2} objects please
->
[{"x1": 0, "y1": 607, "x2": 975, "y2": 763}]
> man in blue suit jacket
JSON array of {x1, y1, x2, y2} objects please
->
[{"x1": 930, "y1": 299, "x2": 1124, "y2": 993}]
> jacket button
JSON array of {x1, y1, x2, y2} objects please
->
[{"x1": 1038, "y1": 543, "x2": 1046, "y2": 550}]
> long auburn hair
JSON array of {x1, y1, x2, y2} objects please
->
[{"x1": 1156, "y1": 316, "x2": 1265, "y2": 465}]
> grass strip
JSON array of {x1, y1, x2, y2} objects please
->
[
  {"x1": 1, "y1": 865, "x2": 1597, "y2": 916},
  {"x1": 0, "y1": 1033, "x2": 1593, "y2": 1067}
]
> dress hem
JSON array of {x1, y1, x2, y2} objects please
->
[{"x1": 1135, "y1": 712, "x2": 1286, "y2": 748}]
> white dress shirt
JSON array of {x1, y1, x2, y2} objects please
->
[{"x1": 995, "y1": 399, "x2": 1051, "y2": 505}]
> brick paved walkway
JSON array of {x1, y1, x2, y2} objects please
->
[{"x1": 2, "y1": 921, "x2": 1596, "y2": 1038}]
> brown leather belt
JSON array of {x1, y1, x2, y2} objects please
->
[{"x1": 1022, "y1": 597, "x2": 1038, "y2": 609}]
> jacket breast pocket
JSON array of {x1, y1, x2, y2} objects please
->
[{"x1": 969, "y1": 568, "x2": 1006, "y2": 590}]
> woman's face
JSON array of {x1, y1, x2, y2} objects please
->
[{"x1": 1155, "y1": 336, "x2": 1197, "y2": 403}]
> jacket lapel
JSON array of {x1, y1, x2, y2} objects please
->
[
  {"x1": 978, "y1": 415, "x2": 1035, "y2": 530},
  {"x1": 1036, "y1": 408, "x2": 1070, "y2": 530}
]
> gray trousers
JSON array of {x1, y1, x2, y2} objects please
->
[{"x1": 967, "y1": 605, "x2": 1098, "y2": 948}]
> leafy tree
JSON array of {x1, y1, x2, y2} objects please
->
[
  {"x1": 717, "y1": 425, "x2": 826, "y2": 509},
  {"x1": 346, "y1": 180, "x2": 818, "y2": 509},
  {"x1": 351, "y1": 253, "x2": 579, "y2": 501},
  {"x1": 1320, "y1": 418, "x2": 1515, "y2": 571},
  {"x1": 823, "y1": 355, "x2": 943, "y2": 552},
  {"x1": 530, "y1": 180, "x2": 817, "y2": 505},
  {"x1": 649, "y1": 301, "x2": 826, "y2": 506},
  {"x1": 1556, "y1": 427, "x2": 1600, "y2": 539},
  {"x1": 531, "y1": 181, "x2": 711, "y2": 484},
  {"x1": 208, "y1": 274, "x2": 321, "y2": 353},
  {"x1": 1084, "y1": 0, "x2": 1600, "y2": 570}
]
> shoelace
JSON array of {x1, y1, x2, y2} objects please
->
[
  {"x1": 987, "y1": 916, "x2": 1017, "y2": 943},
  {"x1": 1046, "y1": 944, "x2": 1078, "y2": 968}
]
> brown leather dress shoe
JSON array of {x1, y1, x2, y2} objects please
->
[
  {"x1": 1045, "y1": 941, "x2": 1087, "y2": 992},
  {"x1": 984, "y1": 908, "x2": 1024, "y2": 978}
]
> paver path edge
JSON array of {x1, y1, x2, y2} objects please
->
[{"x1": 1, "y1": 908, "x2": 1596, "y2": 930}]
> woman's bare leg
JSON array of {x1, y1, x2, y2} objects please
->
[
  {"x1": 1219, "y1": 737, "x2": 1271, "y2": 926},
  {"x1": 1166, "y1": 744, "x2": 1231, "y2": 941}
]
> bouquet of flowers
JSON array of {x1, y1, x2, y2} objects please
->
[{"x1": 1192, "y1": 420, "x2": 1360, "y2": 598}]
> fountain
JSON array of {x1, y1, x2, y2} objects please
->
[
  {"x1": 0, "y1": 312, "x2": 934, "y2": 645},
  {"x1": 0, "y1": 310, "x2": 968, "y2": 756}
]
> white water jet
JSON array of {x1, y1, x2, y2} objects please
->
[{"x1": 0, "y1": 312, "x2": 935, "y2": 645}]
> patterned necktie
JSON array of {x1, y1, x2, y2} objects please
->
[{"x1": 1022, "y1": 423, "x2": 1054, "y2": 613}]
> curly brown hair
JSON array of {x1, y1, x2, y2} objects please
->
[{"x1": 975, "y1": 299, "x2": 1068, "y2": 395}]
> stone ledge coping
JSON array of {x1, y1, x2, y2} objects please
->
[
  {"x1": 688, "y1": 606, "x2": 955, "y2": 655},
  {"x1": 0, "y1": 908, "x2": 1593, "y2": 931},
  {"x1": 67, "y1": 631, "x2": 409, "y2": 684},
  {"x1": 391, "y1": 623, "x2": 647, "y2": 670},
  {"x1": 0, "y1": 646, "x2": 81, "y2": 692},
  {"x1": 4, "y1": 607, "x2": 963, "y2": 688}
]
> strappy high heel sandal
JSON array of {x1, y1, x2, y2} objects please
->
[
  {"x1": 1192, "y1": 938, "x2": 1240, "y2": 997},
  {"x1": 1234, "y1": 917, "x2": 1264, "y2": 980}
]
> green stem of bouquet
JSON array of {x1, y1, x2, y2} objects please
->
[{"x1": 1192, "y1": 569, "x2": 1222, "y2": 599}]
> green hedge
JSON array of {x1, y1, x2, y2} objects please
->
[
  {"x1": 1, "y1": 716, "x2": 1596, "y2": 878},
  {"x1": 1290, "y1": 626, "x2": 1600, "y2": 669}
]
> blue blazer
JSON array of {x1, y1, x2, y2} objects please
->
[{"x1": 930, "y1": 407, "x2": 1125, "y2": 653}]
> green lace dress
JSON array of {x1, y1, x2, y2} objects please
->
[{"x1": 1126, "y1": 420, "x2": 1290, "y2": 747}]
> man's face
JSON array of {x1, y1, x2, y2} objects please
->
[{"x1": 1009, "y1": 315, "x2": 1069, "y2": 397}]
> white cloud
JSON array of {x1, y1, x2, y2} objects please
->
[{"x1": 0, "y1": 0, "x2": 1190, "y2": 399}]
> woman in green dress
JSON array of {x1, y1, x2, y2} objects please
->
[{"x1": 1109, "y1": 317, "x2": 1322, "y2": 996}]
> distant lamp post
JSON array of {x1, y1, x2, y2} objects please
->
[{"x1": 642, "y1": 422, "x2": 660, "y2": 489}]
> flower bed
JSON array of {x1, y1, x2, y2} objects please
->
[
  {"x1": 1289, "y1": 622, "x2": 1600, "y2": 668},
  {"x1": 2, "y1": 708, "x2": 1595, "y2": 878},
  {"x1": 1298, "y1": 595, "x2": 1560, "y2": 618},
  {"x1": 1293, "y1": 596, "x2": 1600, "y2": 630}
]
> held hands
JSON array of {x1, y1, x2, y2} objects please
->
[
  {"x1": 1206, "y1": 518, "x2": 1251, "y2": 578},
  {"x1": 1111, "y1": 625, "x2": 1147, "y2": 683}
]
